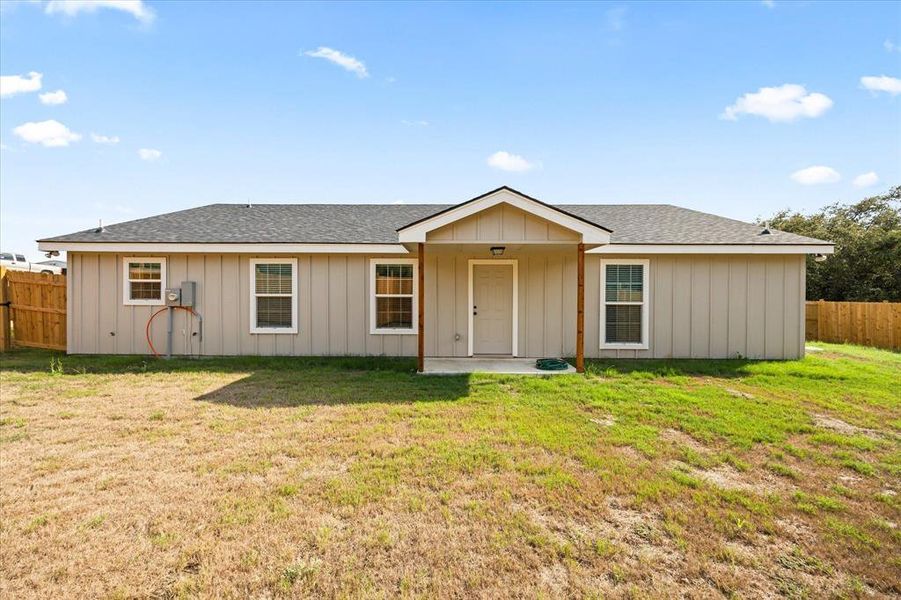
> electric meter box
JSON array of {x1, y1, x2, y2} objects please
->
[
  {"x1": 180, "y1": 281, "x2": 196, "y2": 307},
  {"x1": 165, "y1": 287, "x2": 181, "y2": 306}
]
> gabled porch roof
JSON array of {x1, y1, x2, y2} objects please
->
[{"x1": 396, "y1": 186, "x2": 612, "y2": 245}]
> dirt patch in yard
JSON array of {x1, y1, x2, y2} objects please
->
[
  {"x1": 812, "y1": 413, "x2": 881, "y2": 438},
  {"x1": 678, "y1": 461, "x2": 792, "y2": 495},
  {"x1": 661, "y1": 428, "x2": 710, "y2": 453}
]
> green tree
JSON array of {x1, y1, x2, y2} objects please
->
[{"x1": 767, "y1": 186, "x2": 900, "y2": 301}]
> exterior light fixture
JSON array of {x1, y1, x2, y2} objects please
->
[{"x1": 490, "y1": 246, "x2": 505, "y2": 257}]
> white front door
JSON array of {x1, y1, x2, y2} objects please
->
[{"x1": 473, "y1": 264, "x2": 514, "y2": 355}]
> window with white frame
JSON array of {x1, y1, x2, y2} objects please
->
[
  {"x1": 600, "y1": 259, "x2": 649, "y2": 349},
  {"x1": 250, "y1": 258, "x2": 298, "y2": 333},
  {"x1": 123, "y1": 258, "x2": 166, "y2": 305},
  {"x1": 370, "y1": 259, "x2": 417, "y2": 334}
]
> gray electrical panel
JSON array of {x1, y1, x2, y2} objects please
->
[
  {"x1": 165, "y1": 287, "x2": 181, "y2": 306},
  {"x1": 180, "y1": 281, "x2": 196, "y2": 307}
]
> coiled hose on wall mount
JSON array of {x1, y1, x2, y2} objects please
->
[{"x1": 535, "y1": 358, "x2": 571, "y2": 371}]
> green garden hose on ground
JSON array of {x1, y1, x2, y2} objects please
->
[{"x1": 535, "y1": 358, "x2": 571, "y2": 371}]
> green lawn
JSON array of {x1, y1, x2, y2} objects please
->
[{"x1": 1, "y1": 344, "x2": 899, "y2": 598}]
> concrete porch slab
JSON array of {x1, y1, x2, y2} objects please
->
[{"x1": 423, "y1": 357, "x2": 577, "y2": 375}]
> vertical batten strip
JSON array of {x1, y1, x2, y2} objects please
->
[
  {"x1": 576, "y1": 243, "x2": 585, "y2": 373},
  {"x1": 418, "y1": 243, "x2": 425, "y2": 372}
]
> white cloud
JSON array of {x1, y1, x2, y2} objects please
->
[
  {"x1": 605, "y1": 6, "x2": 626, "y2": 31},
  {"x1": 303, "y1": 47, "x2": 369, "y2": 78},
  {"x1": 486, "y1": 151, "x2": 537, "y2": 173},
  {"x1": 0, "y1": 71, "x2": 42, "y2": 98},
  {"x1": 885, "y1": 40, "x2": 901, "y2": 53},
  {"x1": 401, "y1": 119, "x2": 429, "y2": 127},
  {"x1": 860, "y1": 75, "x2": 901, "y2": 96},
  {"x1": 91, "y1": 132, "x2": 120, "y2": 144},
  {"x1": 45, "y1": 0, "x2": 155, "y2": 24},
  {"x1": 761, "y1": 0, "x2": 775, "y2": 7},
  {"x1": 790, "y1": 165, "x2": 841, "y2": 185},
  {"x1": 138, "y1": 148, "x2": 162, "y2": 161},
  {"x1": 13, "y1": 119, "x2": 81, "y2": 147},
  {"x1": 721, "y1": 84, "x2": 832, "y2": 122},
  {"x1": 852, "y1": 171, "x2": 880, "y2": 188},
  {"x1": 39, "y1": 89, "x2": 68, "y2": 105}
]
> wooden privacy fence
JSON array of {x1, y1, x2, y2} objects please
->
[
  {"x1": 806, "y1": 300, "x2": 901, "y2": 351},
  {"x1": 0, "y1": 268, "x2": 67, "y2": 351}
]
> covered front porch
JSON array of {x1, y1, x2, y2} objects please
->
[{"x1": 395, "y1": 187, "x2": 612, "y2": 374}]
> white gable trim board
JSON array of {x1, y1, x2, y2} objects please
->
[{"x1": 397, "y1": 188, "x2": 612, "y2": 245}]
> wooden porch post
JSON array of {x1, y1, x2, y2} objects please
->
[
  {"x1": 576, "y1": 243, "x2": 585, "y2": 373},
  {"x1": 418, "y1": 243, "x2": 425, "y2": 373}
]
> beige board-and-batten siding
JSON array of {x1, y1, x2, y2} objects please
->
[
  {"x1": 66, "y1": 249, "x2": 578, "y2": 358},
  {"x1": 586, "y1": 254, "x2": 805, "y2": 360},
  {"x1": 67, "y1": 253, "x2": 420, "y2": 357},
  {"x1": 66, "y1": 251, "x2": 805, "y2": 359}
]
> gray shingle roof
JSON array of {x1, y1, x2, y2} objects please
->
[{"x1": 39, "y1": 202, "x2": 830, "y2": 246}]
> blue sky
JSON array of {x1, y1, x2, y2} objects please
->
[{"x1": 1, "y1": 0, "x2": 899, "y2": 260}]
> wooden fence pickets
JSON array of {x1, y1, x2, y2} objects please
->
[
  {"x1": 2, "y1": 269, "x2": 67, "y2": 351},
  {"x1": 806, "y1": 300, "x2": 900, "y2": 351}
]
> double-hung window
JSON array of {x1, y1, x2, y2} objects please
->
[
  {"x1": 250, "y1": 258, "x2": 298, "y2": 334},
  {"x1": 600, "y1": 259, "x2": 649, "y2": 349},
  {"x1": 123, "y1": 258, "x2": 166, "y2": 305},
  {"x1": 369, "y1": 258, "x2": 417, "y2": 334}
]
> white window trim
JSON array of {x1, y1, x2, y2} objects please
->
[
  {"x1": 369, "y1": 258, "x2": 418, "y2": 335},
  {"x1": 599, "y1": 258, "x2": 650, "y2": 350},
  {"x1": 249, "y1": 258, "x2": 298, "y2": 334},
  {"x1": 122, "y1": 257, "x2": 167, "y2": 306}
]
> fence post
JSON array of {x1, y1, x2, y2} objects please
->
[
  {"x1": 817, "y1": 299, "x2": 824, "y2": 342},
  {"x1": 0, "y1": 268, "x2": 9, "y2": 351}
]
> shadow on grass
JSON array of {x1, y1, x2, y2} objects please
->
[
  {"x1": 585, "y1": 357, "x2": 757, "y2": 379},
  {"x1": 0, "y1": 348, "x2": 472, "y2": 407},
  {"x1": 194, "y1": 370, "x2": 472, "y2": 408}
]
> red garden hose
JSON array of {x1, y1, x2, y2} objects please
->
[{"x1": 145, "y1": 306, "x2": 200, "y2": 358}]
